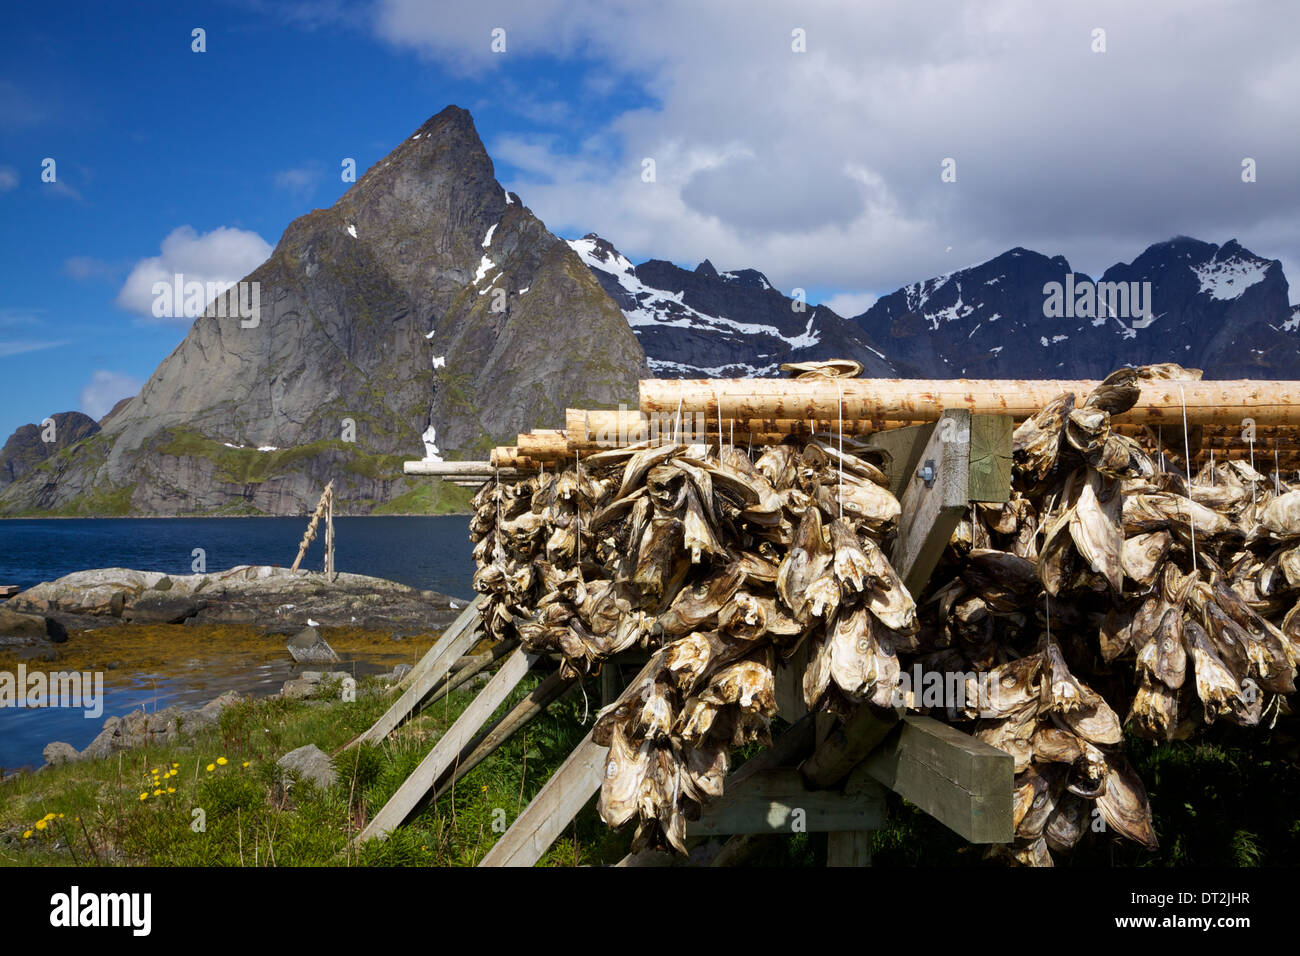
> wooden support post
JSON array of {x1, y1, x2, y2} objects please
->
[
  {"x1": 480, "y1": 654, "x2": 664, "y2": 867},
  {"x1": 431, "y1": 668, "x2": 577, "y2": 802},
  {"x1": 344, "y1": 595, "x2": 487, "y2": 749},
  {"x1": 424, "y1": 637, "x2": 519, "y2": 706},
  {"x1": 890, "y1": 408, "x2": 971, "y2": 597},
  {"x1": 353, "y1": 648, "x2": 539, "y2": 845},
  {"x1": 826, "y1": 762, "x2": 879, "y2": 866},
  {"x1": 395, "y1": 596, "x2": 486, "y2": 692}
]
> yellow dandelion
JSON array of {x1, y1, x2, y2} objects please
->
[
  {"x1": 139, "y1": 792, "x2": 149, "y2": 801},
  {"x1": 205, "y1": 763, "x2": 215, "y2": 772},
  {"x1": 35, "y1": 820, "x2": 47, "y2": 830},
  {"x1": 242, "y1": 761, "x2": 250, "y2": 768},
  {"x1": 43, "y1": 813, "x2": 56, "y2": 821},
  {"x1": 172, "y1": 762, "x2": 179, "y2": 768},
  {"x1": 22, "y1": 830, "x2": 33, "y2": 839},
  {"x1": 167, "y1": 787, "x2": 176, "y2": 794},
  {"x1": 217, "y1": 757, "x2": 228, "y2": 766},
  {"x1": 58, "y1": 813, "x2": 64, "y2": 819},
  {"x1": 481, "y1": 785, "x2": 488, "y2": 792},
  {"x1": 152, "y1": 789, "x2": 163, "y2": 796}
]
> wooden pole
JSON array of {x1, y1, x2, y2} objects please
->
[
  {"x1": 639, "y1": 377, "x2": 1300, "y2": 426},
  {"x1": 403, "y1": 460, "x2": 520, "y2": 477},
  {"x1": 290, "y1": 480, "x2": 334, "y2": 572}
]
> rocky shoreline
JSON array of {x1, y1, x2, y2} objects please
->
[{"x1": 1, "y1": 564, "x2": 464, "y2": 662}]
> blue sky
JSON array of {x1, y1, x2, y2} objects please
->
[
  {"x1": 0, "y1": 1, "x2": 669, "y2": 439},
  {"x1": 2, "y1": 0, "x2": 1296, "y2": 440}
]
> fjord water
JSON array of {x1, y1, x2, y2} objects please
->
[
  {"x1": 0, "y1": 515, "x2": 475, "y2": 597},
  {"x1": 0, "y1": 516, "x2": 474, "y2": 770}
]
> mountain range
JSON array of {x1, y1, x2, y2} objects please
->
[{"x1": 2, "y1": 105, "x2": 1296, "y2": 516}]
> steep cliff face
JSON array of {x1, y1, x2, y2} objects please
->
[
  {"x1": 0, "y1": 107, "x2": 645, "y2": 516},
  {"x1": 0, "y1": 412, "x2": 100, "y2": 488}
]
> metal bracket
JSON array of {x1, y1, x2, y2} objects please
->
[{"x1": 917, "y1": 459, "x2": 936, "y2": 488}]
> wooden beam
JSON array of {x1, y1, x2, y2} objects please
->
[
  {"x1": 479, "y1": 654, "x2": 665, "y2": 867},
  {"x1": 430, "y1": 667, "x2": 577, "y2": 801},
  {"x1": 477, "y1": 730, "x2": 605, "y2": 867},
  {"x1": 861, "y1": 713, "x2": 1014, "y2": 844},
  {"x1": 968, "y1": 414, "x2": 1014, "y2": 503},
  {"x1": 868, "y1": 422, "x2": 936, "y2": 501},
  {"x1": 801, "y1": 705, "x2": 900, "y2": 789},
  {"x1": 353, "y1": 648, "x2": 539, "y2": 844},
  {"x1": 639, "y1": 377, "x2": 1300, "y2": 426},
  {"x1": 890, "y1": 408, "x2": 971, "y2": 597},
  {"x1": 689, "y1": 769, "x2": 885, "y2": 837},
  {"x1": 424, "y1": 637, "x2": 519, "y2": 706},
  {"x1": 403, "y1": 460, "x2": 520, "y2": 477}
]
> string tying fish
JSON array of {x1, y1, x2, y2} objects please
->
[
  {"x1": 575, "y1": 448, "x2": 582, "y2": 567},
  {"x1": 713, "y1": 384, "x2": 723, "y2": 452},
  {"x1": 836, "y1": 378, "x2": 844, "y2": 520},
  {"x1": 1179, "y1": 385, "x2": 1198, "y2": 571}
]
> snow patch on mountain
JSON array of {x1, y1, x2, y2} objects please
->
[
  {"x1": 1191, "y1": 255, "x2": 1270, "y2": 300},
  {"x1": 566, "y1": 237, "x2": 816, "y2": 348}
]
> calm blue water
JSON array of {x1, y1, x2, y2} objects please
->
[
  {"x1": 0, "y1": 516, "x2": 474, "y2": 598},
  {"x1": 0, "y1": 516, "x2": 474, "y2": 771}
]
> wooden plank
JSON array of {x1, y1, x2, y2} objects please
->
[
  {"x1": 430, "y1": 667, "x2": 576, "y2": 801},
  {"x1": 690, "y1": 769, "x2": 885, "y2": 837},
  {"x1": 774, "y1": 640, "x2": 811, "y2": 723},
  {"x1": 890, "y1": 408, "x2": 970, "y2": 597},
  {"x1": 480, "y1": 653, "x2": 666, "y2": 867},
  {"x1": 861, "y1": 713, "x2": 1013, "y2": 844},
  {"x1": 397, "y1": 594, "x2": 487, "y2": 692},
  {"x1": 354, "y1": 648, "x2": 538, "y2": 844},
  {"x1": 477, "y1": 731, "x2": 605, "y2": 867},
  {"x1": 868, "y1": 422, "x2": 936, "y2": 501},
  {"x1": 826, "y1": 830, "x2": 873, "y2": 866},
  {"x1": 349, "y1": 595, "x2": 487, "y2": 748},
  {"x1": 968, "y1": 414, "x2": 1013, "y2": 503}
]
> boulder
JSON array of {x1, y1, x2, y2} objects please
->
[
  {"x1": 276, "y1": 744, "x2": 338, "y2": 790},
  {"x1": 42, "y1": 741, "x2": 81, "y2": 766},
  {"x1": 286, "y1": 626, "x2": 341, "y2": 664},
  {"x1": 80, "y1": 716, "x2": 123, "y2": 759},
  {"x1": 0, "y1": 607, "x2": 48, "y2": 640},
  {"x1": 280, "y1": 678, "x2": 318, "y2": 700},
  {"x1": 189, "y1": 690, "x2": 242, "y2": 729},
  {"x1": 125, "y1": 594, "x2": 206, "y2": 624}
]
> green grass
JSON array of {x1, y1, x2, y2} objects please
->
[
  {"x1": 0, "y1": 671, "x2": 631, "y2": 867},
  {"x1": 6, "y1": 669, "x2": 1291, "y2": 867}
]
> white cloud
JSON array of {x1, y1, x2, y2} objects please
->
[
  {"x1": 0, "y1": 166, "x2": 17, "y2": 191},
  {"x1": 116, "y1": 226, "x2": 273, "y2": 322},
  {"x1": 822, "y1": 292, "x2": 879, "y2": 318},
  {"x1": 371, "y1": 0, "x2": 1300, "y2": 294},
  {"x1": 274, "y1": 164, "x2": 324, "y2": 199},
  {"x1": 79, "y1": 370, "x2": 143, "y2": 419},
  {"x1": 0, "y1": 340, "x2": 67, "y2": 358}
]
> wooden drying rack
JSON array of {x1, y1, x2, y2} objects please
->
[{"x1": 369, "y1": 375, "x2": 1300, "y2": 866}]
